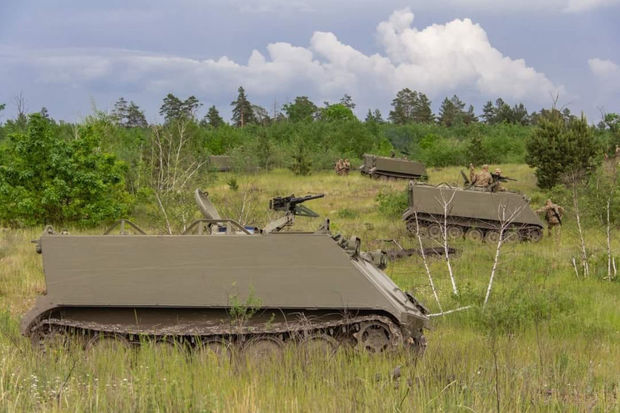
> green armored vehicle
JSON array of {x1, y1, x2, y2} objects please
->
[
  {"x1": 403, "y1": 182, "x2": 543, "y2": 242},
  {"x1": 360, "y1": 154, "x2": 427, "y2": 180},
  {"x1": 22, "y1": 191, "x2": 429, "y2": 355},
  {"x1": 208, "y1": 155, "x2": 232, "y2": 172}
]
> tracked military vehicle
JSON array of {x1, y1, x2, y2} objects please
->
[
  {"x1": 22, "y1": 190, "x2": 429, "y2": 355},
  {"x1": 360, "y1": 154, "x2": 427, "y2": 181},
  {"x1": 403, "y1": 182, "x2": 544, "y2": 242},
  {"x1": 208, "y1": 155, "x2": 232, "y2": 172}
]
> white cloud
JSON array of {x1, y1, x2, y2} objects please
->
[
  {"x1": 588, "y1": 57, "x2": 620, "y2": 77},
  {"x1": 1, "y1": 8, "x2": 562, "y2": 114},
  {"x1": 588, "y1": 58, "x2": 620, "y2": 96},
  {"x1": 564, "y1": 0, "x2": 620, "y2": 12}
]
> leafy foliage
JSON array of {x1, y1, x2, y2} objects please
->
[
  {"x1": 282, "y1": 96, "x2": 318, "y2": 122},
  {"x1": 526, "y1": 110, "x2": 602, "y2": 189},
  {"x1": 0, "y1": 114, "x2": 132, "y2": 226},
  {"x1": 388, "y1": 88, "x2": 433, "y2": 124}
]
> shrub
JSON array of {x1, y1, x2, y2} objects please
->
[
  {"x1": 376, "y1": 190, "x2": 408, "y2": 217},
  {"x1": 0, "y1": 114, "x2": 132, "y2": 227}
]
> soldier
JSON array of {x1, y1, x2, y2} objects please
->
[
  {"x1": 472, "y1": 164, "x2": 493, "y2": 189},
  {"x1": 343, "y1": 159, "x2": 351, "y2": 175},
  {"x1": 536, "y1": 199, "x2": 565, "y2": 236},
  {"x1": 469, "y1": 163, "x2": 476, "y2": 183},
  {"x1": 335, "y1": 159, "x2": 343, "y2": 175},
  {"x1": 492, "y1": 168, "x2": 506, "y2": 192}
]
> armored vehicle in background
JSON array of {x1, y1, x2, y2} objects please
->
[
  {"x1": 403, "y1": 182, "x2": 543, "y2": 242},
  {"x1": 360, "y1": 154, "x2": 427, "y2": 181},
  {"x1": 22, "y1": 190, "x2": 429, "y2": 355},
  {"x1": 208, "y1": 155, "x2": 232, "y2": 172}
]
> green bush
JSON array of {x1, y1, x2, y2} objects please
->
[
  {"x1": 0, "y1": 114, "x2": 132, "y2": 227},
  {"x1": 376, "y1": 189, "x2": 408, "y2": 217}
]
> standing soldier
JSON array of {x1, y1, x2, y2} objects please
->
[
  {"x1": 334, "y1": 159, "x2": 343, "y2": 175},
  {"x1": 343, "y1": 159, "x2": 351, "y2": 175},
  {"x1": 536, "y1": 199, "x2": 565, "y2": 236}
]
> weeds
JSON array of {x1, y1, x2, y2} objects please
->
[{"x1": 0, "y1": 168, "x2": 617, "y2": 412}]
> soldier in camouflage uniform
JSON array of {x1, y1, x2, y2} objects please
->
[
  {"x1": 492, "y1": 168, "x2": 506, "y2": 192},
  {"x1": 471, "y1": 164, "x2": 493, "y2": 190},
  {"x1": 536, "y1": 199, "x2": 565, "y2": 236},
  {"x1": 343, "y1": 159, "x2": 351, "y2": 175}
]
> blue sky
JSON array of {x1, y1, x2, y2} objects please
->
[{"x1": 0, "y1": 0, "x2": 619, "y2": 123}]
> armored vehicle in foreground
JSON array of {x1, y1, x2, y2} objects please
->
[
  {"x1": 403, "y1": 182, "x2": 543, "y2": 242},
  {"x1": 360, "y1": 154, "x2": 427, "y2": 180},
  {"x1": 22, "y1": 191, "x2": 429, "y2": 355}
]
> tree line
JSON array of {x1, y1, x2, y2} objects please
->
[{"x1": 0, "y1": 88, "x2": 617, "y2": 228}]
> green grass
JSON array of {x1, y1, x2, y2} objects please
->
[{"x1": 1, "y1": 166, "x2": 618, "y2": 412}]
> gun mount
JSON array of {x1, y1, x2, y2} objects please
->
[{"x1": 269, "y1": 194, "x2": 324, "y2": 217}]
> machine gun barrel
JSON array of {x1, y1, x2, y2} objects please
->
[
  {"x1": 269, "y1": 193, "x2": 325, "y2": 217},
  {"x1": 491, "y1": 173, "x2": 517, "y2": 182}
]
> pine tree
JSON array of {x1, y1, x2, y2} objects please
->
[
  {"x1": 365, "y1": 109, "x2": 384, "y2": 123},
  {"x1": 231, "y1": 86, "x2": 256, "y2": 127},
  {"x1": 126, "y1": 102, "x2": 147, "y2": 128},
  {"x1": 339, "y1": 94, "x2": 356, "y2": 109},
  {"x1": 482, "y1": 100, "x2": 496, "y2": 124},
  {"x1": 526, "y1": 110, "x2": 602, "y2": 188},
  {"x1": 413, "y1": 93, "x2": 434, "y2": 123},
  {"x1": 389, "y1": 88, "x2": 417, "y2": 124},
  {"x1": 112, "y1": 98, "x2": 147, "y2": 128},
  {"x1": 203, "y1": 105, "x2": 224, "y2": 128},
  {"x1": 438, "y1": 97, "x2": 457, "y2": 127},
  {"x1": 160, "y1": 94, "x2": 201, "y2": 122}
]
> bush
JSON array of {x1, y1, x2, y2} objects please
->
[
  {"x1": 376, "y1": 190, "x2": 408, "y2": 217},
  {"x1": 0, "y1": 114, "x2": 132, "y2": 227},
  {"x1": 526, "y1": 111, "x2": 602, "y2": 189}
]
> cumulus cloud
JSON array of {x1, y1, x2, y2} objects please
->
[
  {"x1": 588, "y1": 58, "x2": 620, "y2": 95},
  {"x1": 588, "y1": 58, "x2": 620, "y2": 77},
  {"x1": 1, "y1": 8, "x2": 562, "y2": 116}
]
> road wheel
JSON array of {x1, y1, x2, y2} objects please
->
[
  {"x1": 31, "y1": 327, "x2": 70, "y2": 353},
  {"x1": 242, "y1": 336, "x2": 284, "y2": 362},
  {"x1": 85, "y1": 333, "x2": 131, "y2": 355},
  {"x1": 466, "y1": 228, "x2": 483, "y2": 242},
  {"x1": 196, "y1": 338, "x2": 231, "y2": 361},
  {"x1": 355, "y1": 322, "x2": 392, "y2": 353},
  {"x1": 484, "y1": 230, "x2": 501, "y2": 243},
  {"x1": 447, "y1": 225, "x2": 464, "y2": 239},
  {"x1": 427, "y1": 224, "x2": 442, "y2": 239},
  {"x1": 527, "y1": 228, "x2": 543, "y2": 242},
  {"x1": 503, "y1": 230, "x2": 520, "y2": 243},
  {"x1": 301, "y1": 333, "x2": 338, "y2": 358}
]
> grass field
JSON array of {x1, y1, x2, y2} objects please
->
[{"x1": 0, "y1": 165, "x2": 618, "y2": 412}]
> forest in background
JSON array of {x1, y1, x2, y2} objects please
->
[{"x1": 0, "y1": 87, "x2": 618, "y2": 229}]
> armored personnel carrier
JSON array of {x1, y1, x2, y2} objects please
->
[
  {"x1": 403, "y1": 182, "x2": 543, "y2": 242},
  {"x1": 360, "y1": 154, "x2": 427, "y2": 181},
  {"x1": 22, "y1": 190, "x2": 429, "y2": 356},
  {"x1": 208, "y1": 155, "x2": 232, "y2": 172}
]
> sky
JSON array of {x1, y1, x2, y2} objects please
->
[{"x1": 0, "y1": 0, "x2": 619, "y2": 123}]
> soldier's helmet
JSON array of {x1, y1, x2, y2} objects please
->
[
  {"x1": 494, "y1": 168, "x2": 502, "y2": 175},
  {"x1": 482, "y1": 164, "x2": 489, "y2": 170},
  {"x1": 546, "y1": 199, "x2": 552, "y2": 205}
]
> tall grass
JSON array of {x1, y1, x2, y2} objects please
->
[{"x1": 1, "y1": 166, "x2": 618, "y2": 412}]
